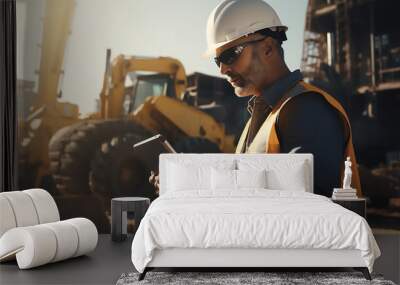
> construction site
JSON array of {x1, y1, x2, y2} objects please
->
[
  {"x1": 302, "y1": 0, "x2": 400, "y2": 229},
  {"x1": 16, "y1": 0, "x2": 400, "y2": 232}
]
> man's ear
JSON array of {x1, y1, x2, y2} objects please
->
[{"x1": 262, "y1": 38, "x2": 274, "y2": 58}]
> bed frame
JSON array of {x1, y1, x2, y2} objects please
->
[
  {"x1": 138, "y1": 154, "x2": 371, "y2": 281},
  {"x1": 139, "y1": 248, "x2": 371, "y2": 280}
]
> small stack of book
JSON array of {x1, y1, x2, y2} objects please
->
[{"x1": 332, "y1": 188, "x2": 357, "y2": 199}]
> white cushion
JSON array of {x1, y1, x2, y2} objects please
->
[
  {"x1": 238, "y1": 159, "x2": 308, "y2": 191},
  {"x1": 1, "y1": 191, "x2": 39, "y2": 227},
  {"x1": 0, "y1": 218, "x2": 98, "y2": 269},
  {"x1": 0, "y1": 189, "x2": 60, "y2": 237},
  {"x1": 23, "y1": 189, "x2": 60, "y2": 224},
  {"x1": 160, "y1": 154, "x2": 313, "y2": 194},
  {"x1": 65, "y1": 218, "x2": 98, "y2": 257},
  {"x1": 211, "y1": 169, "x2": 267, "y2": 190},
  {"x1": 236, "y1": 169, "x2": 267, "y2": 188},
  {"x1": 0, "y1": 226, "x2": 57, "y2": 269},
  {"x1": 0, "y1": 189, "x2": 98, "y2": 269},
  {"x1": 160, "y1": 155, "x2": 236, "y2": 194},
  {"x1": 267, "y1": 163, "x2": 307, "y2": 191},
  {"x1": 0, "y1": 196, "x2": 17, "y2": 237},
  {"x1": 166, "y1": 162, "x2": 211, "y2": 191},
  {"x1": 166, "y1": 160, "x2": 236, "y2": 192},
  {"x1": 211, "y1": 168, "x2": 236, "y2": 190},
  {"x1": 42, "y1": 221, "x2": 79, "y2": 262}
]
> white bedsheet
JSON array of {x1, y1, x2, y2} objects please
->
[{"x1": 131, "y1": 190, "x2": 380, "y2": 273}]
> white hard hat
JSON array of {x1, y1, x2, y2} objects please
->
[{"x1": 205, "y1": 0, "x2": 288, "y2": 56}]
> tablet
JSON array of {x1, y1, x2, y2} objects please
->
[{"x1": 132, "y1": 134, "x2": 176, "y2": 172}]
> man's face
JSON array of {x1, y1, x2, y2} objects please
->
[{"x1": 215, "y1": 36, "x2": 266, "y2": 97}]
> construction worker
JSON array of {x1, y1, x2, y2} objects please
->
[{"x1": 206, "y1": 0, "x2": 362, "y2": 197}]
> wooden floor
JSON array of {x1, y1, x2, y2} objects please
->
[{"x1": 0, "y1": 232, "x2": 399, "y2": 285}]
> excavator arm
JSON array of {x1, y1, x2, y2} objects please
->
[{"x1": 131, "y1": 96, "x2": 236, "y2": 153}]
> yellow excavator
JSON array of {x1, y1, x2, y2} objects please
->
[
  {"x1": 48, "y1": 50, "x2": 239, "y2": 206},
  {"x1": 96, "y1": 50, "x2": 235, "y2": 152},
  {"x1": 19, "y1": 0, "x2": 238, "y2": 195},
  {"x1": 21, "y1": 0, "x2": 248, "y2": 232}
]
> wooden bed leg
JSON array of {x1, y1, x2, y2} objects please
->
[
  {"x1": 354, "y1": 267, "x2": 371, "y2": 280},
  {"x1": 138, "y1": 268, "x2": 148, "y2": 281}
]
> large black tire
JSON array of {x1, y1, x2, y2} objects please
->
[
  {"x1": 172, "y1": 137, "x2": 221, "y2": 153},
  {"x1": 49, "y1": 120, "x2": 152, "y2": 195},
  {"x1": 89, "y1": 132, "x2": 158, "y2": 205}
]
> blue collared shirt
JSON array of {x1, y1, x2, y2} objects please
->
[
  {"x1": 247, "y1": 69, "x2": 303, "y2": 114},
  {"x1": 246, "y1": 69, "x2": 346, "y2": 197}
]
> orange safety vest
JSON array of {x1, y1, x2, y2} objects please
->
[{"x1": 235, "y1": 81, "x2": 362, "y2": 196}]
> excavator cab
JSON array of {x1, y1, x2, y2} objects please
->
[{"x1": 123, "y1": 73, "x2": 175, "y2": 115}]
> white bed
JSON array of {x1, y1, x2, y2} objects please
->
[{"x1": 131, "y1": 154, "x2": 380, "y2": 280}]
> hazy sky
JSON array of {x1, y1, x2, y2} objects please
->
[{"x1": 18, "y1": 0, "x2": 308, "y2": 115}]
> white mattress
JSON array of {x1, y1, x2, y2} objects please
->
[{"x1": 131, "y1": 190, "x2": 380, "y2": 273}]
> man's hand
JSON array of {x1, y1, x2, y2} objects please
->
[{"x1": 149, "y1": 170, "x2": 160, "y2": 195}]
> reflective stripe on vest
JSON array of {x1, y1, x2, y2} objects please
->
[{"x1": 235, "y1": 81, "x2": 362, "y2": 196}]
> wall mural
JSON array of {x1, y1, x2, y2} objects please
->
[{"x1": 16, "y1": 0, "x2": 400, "y2": 233}]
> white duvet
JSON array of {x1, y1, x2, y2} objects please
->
[{"x1": 131, "y1": 190, "x2": 380, "y2": 273}]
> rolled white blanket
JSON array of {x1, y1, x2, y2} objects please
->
[{"x1": 0, "y1": 218, "x2": 98, "y2": 269}]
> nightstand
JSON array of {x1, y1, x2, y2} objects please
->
[
  {"x1": 331, "y1": 198, "x2": 366, "y2": 218},
  {"x1": 111, "y1": 197, "x2": 150, "y2": 242}
]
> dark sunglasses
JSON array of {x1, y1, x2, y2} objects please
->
[{"x1": 214, "y1": 38, "x2": 266, "y2": 68}]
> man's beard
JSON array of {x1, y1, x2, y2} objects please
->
[
  {"x1": 227, "y1": 52, "x2": 264, "y2": 97},
  {"x1": 226, "y1": 72, "x2": 256, "y2": 97},
  {"x1": 233, "y1": 81, "x2": 257, "y2": 97}
]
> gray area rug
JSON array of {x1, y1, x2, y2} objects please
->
[{"x1": 116, "y1": 271, "x2": 396, "y2": 285}]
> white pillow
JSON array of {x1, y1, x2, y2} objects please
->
[
  {"x1": 211, "y1": 168, "x2": 236, "y2": 190},
  {"x1": 211, "y1": 168, "x2": 267, "y2": 190},
  {"x1": 266, "y1": 164, "x2": 307, "y2": 191},
  {"x1": 238, "y1": 159, "x2": 308, "y2": 191},
  {"x1": 236, "y1": 169, "x2": 267, "y2": 188},
  {"x1": 165, "y1": 159, "x2": 236, "y2": 192},
  {"x1": 167, "y1": 162, "x2": 211, "y2": 191}
]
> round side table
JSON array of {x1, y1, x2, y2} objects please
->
[{"x1": 111, "y1": 197, "x2": 150, "y2": 242}]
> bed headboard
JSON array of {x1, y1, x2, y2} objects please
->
[{"x1": 159, "y1": 153, "x2": 313, "y2": 195}]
